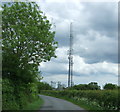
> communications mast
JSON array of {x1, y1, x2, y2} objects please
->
[{"x1": 68, "y1": 23, "x2": 74, "y2": 87}]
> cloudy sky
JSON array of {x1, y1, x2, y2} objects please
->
[{"x1": 31, "y1": 0, "x2": 119, "y2": 88}]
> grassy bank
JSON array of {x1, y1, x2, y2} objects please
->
[
  {"x1": 23, "y1": 96, "x2": 44, "y2": 110},
  {"x1": 57, "y1": 96, "x2": 101, "y2": 111}
]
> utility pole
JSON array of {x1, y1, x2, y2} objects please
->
[{"x1": 68, "y1": 23, "x2": 74, "y2": 87}]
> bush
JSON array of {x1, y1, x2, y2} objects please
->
[
  {"x1": 2, "y1": 79, "x2": 19, "y2": 110},
  {"x1": 2, "y1": 78, "x2": 39, "y2": 110},
  {"x1": 103, "y1": 83, "x2": 118, "y2": 90},
  {"x1": 37, "y1": 82, "x2": 52, "y2": 93}
]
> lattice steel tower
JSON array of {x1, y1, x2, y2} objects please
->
[{"x1": 68, "y1": 23, "x2": 74, "y2": 87}]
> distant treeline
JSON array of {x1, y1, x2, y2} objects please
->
[
  {"x1": 67, "y1": 82, "x2": 119, "y2": 90},
  {"x1": 37, "y1": 82, "x2": 119, "y2": 91}
]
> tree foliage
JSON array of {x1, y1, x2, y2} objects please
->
[
  {"x1": 2, "y1": 2, "x2": 57, "y2": 82},
  {"x1": 37, "y1": 82, "x2": 52, "y2": 93},
  {"x1": 69, "y1": 82, "x2": 100, "y2": 90},
  {"x1": 103, "y1": 83, "x2": 118, "y2": 90},
  {"x1": 2, "y1": 2, "x2": 57, "y2": 110}
]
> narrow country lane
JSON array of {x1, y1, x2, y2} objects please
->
[{"x1": 39, "y1": 95, "x2": 87, "y2": 111}]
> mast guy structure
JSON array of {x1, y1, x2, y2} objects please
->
[{"x1": 68, "y1": 23, "x2": 74, "y2": 87}]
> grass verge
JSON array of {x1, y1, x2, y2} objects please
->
[
  {"x1": 23, "y1": 96, "x2": 44, "y2": 111},
  {"x1": 60, "y1": 96, "x2": 103, "y2": 112}
]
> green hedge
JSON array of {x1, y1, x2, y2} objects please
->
[
  {"x1": 2, "y1": 79, "x2": 19, "y2": 110},
  {"x1": 40, "y1": 90, "x2": 119, "y2": 110},
  {"x1": 2, "y1": 78, "x2": 39, "y2": 110}
]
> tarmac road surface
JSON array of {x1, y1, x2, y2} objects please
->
[{"x1": 39, "y1": 95, "x2": 87, "y2": 111}]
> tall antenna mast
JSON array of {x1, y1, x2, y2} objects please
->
[{"x1": 68, "y1": 22, "x2": 74, "y2": 87}]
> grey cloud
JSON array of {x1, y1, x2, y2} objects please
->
[
  {"x1": 40, "y1": 60, "x2": 68, "y2": 76},
  {"x1": 38, "y1": 1, "x2": 118, "y2": 86},
  {"x1": 52, "y1": 2, "x2": 118, "y2": 64},
  {"x1": 81, "y1": 2, "x2": 118, "y2": 37},
  {"x1": 74, "y1": 32, "x2": 118, "y2": 63},
  {"x1": 40, "y1": 2, "x2": 117, "y2": 63},
  {"x1": 55, "y1": 22, "x2": 70, "y2": 47},
  {"x1": 73, "y1": 71, "x2": 116, "y2": 78}
]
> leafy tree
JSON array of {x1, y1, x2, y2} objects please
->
[
  {"x1": 37, "y1": 82, "x2": 52, "y2": 93},
  {"x1": 2, "y1": 2, "x2": 57, "y2": 83},
  {"x1": 103, "y1": 83, "x2": 118, "y2": 90},
  {"x1": 2, "y1": 2, "x2": 57, "y2": 110},
  {"x1": 88, "y1": 82, "x2": 101, "y2": 90},
  {"x1": 70, "y1": 84, "x2": 88, "y2": 90},
  {"x1": 69, "y1": 82, "x2": 100, "y2": 90}
]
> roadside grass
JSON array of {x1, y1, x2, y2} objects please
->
[
  {"x1": 61, "y1": 96, "x2": 103, "y2": 112},
  {"x1": 23, "y1": 96, "x2": 44, "y2": 111},
  {"x1": 40, "y1": 93, "x2": 103, "y2": 112},
  {"x1": 62, "y1": 97, "x2": 118, "y2": 112}
]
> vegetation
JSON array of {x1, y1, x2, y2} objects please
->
[
  {"x1": 40, "y1": 89, "x2": 119, "y2": 111},
  {"x1": 2, "y1": 2, "x2": 57, "y2": 110},
  {"x1": 37, "y1": 82, "x2": 52, "y2": 93},
  {"x1": 68, "y1": 82, "x2": 100, "y2": 90},
  {"x1": 23, "y1": 96, "x2": 44, "y2": 110},
  {"x1": 103, "y1": 83, "x2": 118, "y2": 90},
  {"x1": 2, "y1": 2, "x2": 119, "y2": 111}
]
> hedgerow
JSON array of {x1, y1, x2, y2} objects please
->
[{"x1": 40, "y1": 90, "x2": 119, "y2": 110}]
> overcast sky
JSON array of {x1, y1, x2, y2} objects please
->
[{"x1": 32, "y1": 0, "x2": 119, "y2": 88}]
